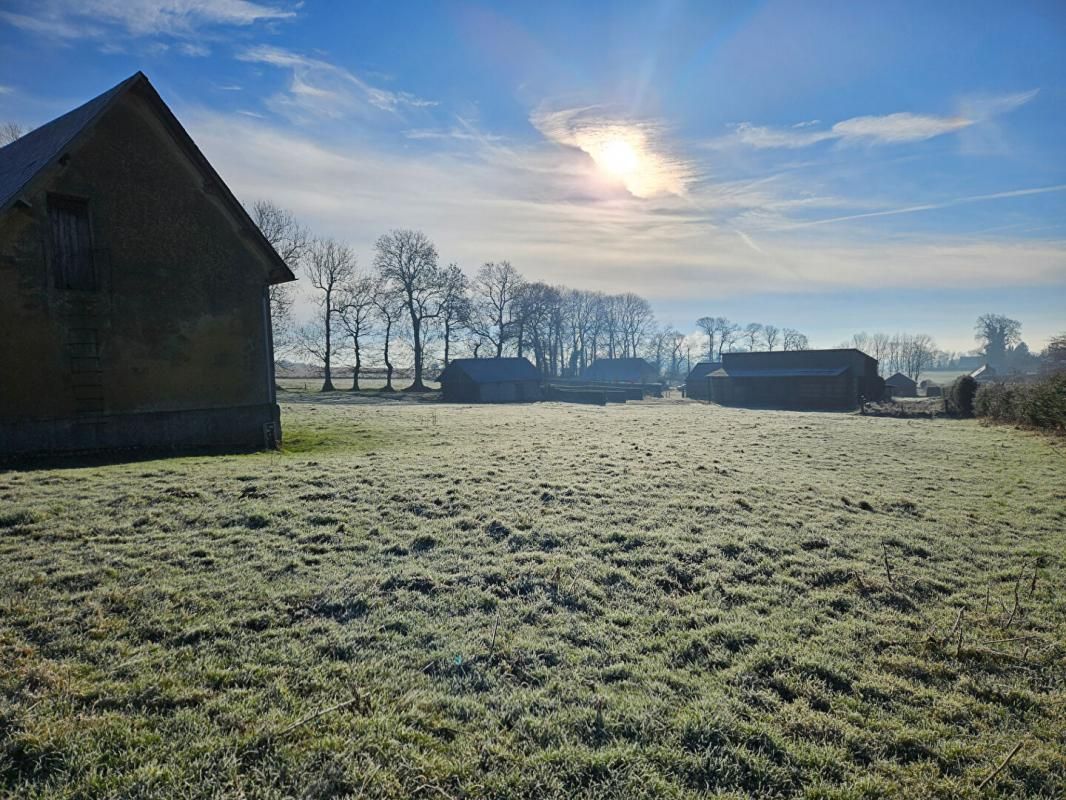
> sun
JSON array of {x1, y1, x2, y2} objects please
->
[{"x1": 597, "y1": 137, "x2": 640, "y2": 177}]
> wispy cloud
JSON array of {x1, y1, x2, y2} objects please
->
[
  {"x1": 178, "y1": 42, "x2": 210, "y2": 57},
  {"x1": 238, "y1": 45, "x2": 436, "y2": 121},
  {"x1": 0, "y1": 0, "x2": 293, "y2": 43},
  {"x1": 186, "y1": 110, "x2": 1066, "y2": 309},
  {"x1": 531, "y1": 106, "x2": 693, "y2": 198},
  {"x1": 726, "y1": 90, "x2": 1038, "y2": 149},
  {"x1": 769, "y1": 183, "x2": 1066, "y2": 230}
]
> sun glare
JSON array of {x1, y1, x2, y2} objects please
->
[{"x1": 597, "y1": 137, "x2": 640, "y2": 177}]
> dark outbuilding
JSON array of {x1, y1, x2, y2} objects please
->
[
  {"x1": 0, "y1": 72, "x2": 295, "y2": 456},
  {"x1": 437, "y1": 358, "x2": 542, "y2": 403},
  {"x1": 582, "y1": 358, "x2": 659, "y2": 384},
  {"x1": 684, "y1": 361, "x2": 721, "y2": 400},
  {"x1": 709, "y1": 349, "x2": 882, "y2": 410},
  {"x1": 885, "y1": 371, "x2": 917, "y2": 398}
]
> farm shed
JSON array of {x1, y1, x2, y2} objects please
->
[
  {"x1": 0, "y1": 73, "x2": 294, "y2": 457},
  {"x1": 582, "y1": 357, "x2": 659, "y2": 384},
  {"x1": 437, "y1": 358, "x2": 542, "y2": 403},
  {"x1": 885, "y1": 372, "x2": 917, "y2": 397},
  {"x1": 685, "y1": 361, "x2": 721, "y2": 400},
  {"x1": 709, "y1": 349, "x2": 882, "y2": 410}
]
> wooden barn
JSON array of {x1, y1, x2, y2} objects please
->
[
  {"x1": 0, "y1": 73, "x2": 295, "y2": 456},
  {"x1": 582, "y1": 357, "x2": 659, "y2": 384},
  {"x1": 885, "y1": 372, "x2": 917, "y2": 398},
  {"x1": 437, "y1": 357, "x2": 542, "y2": 403},
  {"x1": 709, "y1": 349, "x2": 882, "y2": 410},
  {"x1": 684, "y1": 361, "x2": 721, "y2": 400}
]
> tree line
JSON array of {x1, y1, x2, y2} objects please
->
[{"x1": 255, "y1": 200, "x2": 816, "y2": 392}]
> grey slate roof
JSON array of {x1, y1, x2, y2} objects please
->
[
  {"x1": 710, "y1": 367, "x2": 849, "y2": 378},
  {"x1": 0, "y1": 73, "x2": 139, "y2": 212},
  {"x1": 885, "y1": 371, "x2": 916, "y2": 386},
  {"x1": 686, "y1": 362, "x2": 722, "y2": 381},
  {"x1": 438, "y1": 357, "x2": 540, "y2": 384}
]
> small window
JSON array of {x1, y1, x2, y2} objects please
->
[{"x1": 48, "y1": 195, "x2": 96, "y2": 290}]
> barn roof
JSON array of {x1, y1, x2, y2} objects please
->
[
  {"x1": 885, "y1": 371, "x2": 916, "y2": 386},
  {"x1": 437, "y1": 357, "x2": 540, "y2": 384},
  {"x1": 710, "y1": 367, "x2": 849, "y2": 378},
  {"x1": 686, "y1": 362, "x2": 722, "y2": 381},
  {"x1": 0, "y1": 75, "x2": 136, "y2": 213},
  {"x1": 0, "y1": 71, "x2": 295, "y2": 284}
]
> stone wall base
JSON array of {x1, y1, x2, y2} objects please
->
[{"x1": 0, "y1": 403, "x2": 282, "y2": 457}]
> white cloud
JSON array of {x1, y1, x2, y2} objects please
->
[
  {"x1": 178, "y1": 42, "x2": 210, "y2": 57},
  {"x1": 531, "y1": 106, "x2": 693, "y2": 198},
  {"x1": 238, "y1": 45, "x2": 435, "y2": 121},
  {"x1": 727, "y1": 90, "x2": 1038, "y2": 149},
  {"x1": 0, "y1": 9, "x2": 100, "y2": 39},
  {"x1": 183, "y1": 110, "x2": 1066, "y2": 322},
  {"x1": 0, "y1": 0, "x2": 293, "y2": 43}
]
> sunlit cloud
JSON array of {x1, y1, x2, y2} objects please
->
[
  {"x1": 238, "y1": 45, "x2": 436, "y2": 122},
  {"x1": 185, "y1": 110, "x2": 1066, "y2": 310},
  {"x1": 725, "y1": 90, "x2": 1038, "y2": 149},
  {"x1": 531, "y1": 106, "x2": 693, "y2": 198}
]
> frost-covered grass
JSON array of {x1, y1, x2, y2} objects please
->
[{"x1": 2, "y1": 397, "x2": 1064, "y2": 799}]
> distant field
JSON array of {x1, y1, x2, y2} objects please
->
[
  {"x1": 2, "y1": 398, "x2": 1064, "y2": 798},
  {"x1": 277, "y1": 376, "x2": 440, "y2": 393}
]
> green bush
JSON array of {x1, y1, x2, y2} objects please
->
[
  {"x1": 974, "y1": 373, "x2": 1066, "y2": 431},
  {"x1": 945, "y1": 375, "x2": 978, "y2": 417}
]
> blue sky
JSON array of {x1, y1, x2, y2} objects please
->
[{"x1": 2, "y1": 0, "x2": 1064, "y2": 351}]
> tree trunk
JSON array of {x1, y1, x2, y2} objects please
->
[
  {"x1": 382, "y1": 320, "x2": 394, "y2": 391},
  {"x1": 350, "y1": 338, "x2": 360, "y2": 391},
  {"x1": 406, "y1": 302, "x2": 427, "y2": 391},
  {"x1": 321, "y1": 291, "x2": 335, "y2": 391},
  {"x1": 443, "y1": 319, "x2": 451, "y2": 367}
]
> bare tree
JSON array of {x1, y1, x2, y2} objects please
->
[
  {"x1": 669, "y1": 331, "x2": 687, "y2": 378},
  {"x1": 336, "y1": 274, "x2": 376, "y2": 390},
  {"x1": 439, "y1": 264, "x2": 469, "y2": 368},
  {"x1": 469, "y1": 260, "x2": 524, "y2": 358},
  {"x1": 0, "y1": 122, "x2": 24, "y2": 146},
  {"x1": 762, "y1": 324, "x2": 780, "y2": 351},
  {"x1": 618, "y1": 292, "x2": 655, "y2": 358},
  {"x1": 515, "y1": 282, "x2": 561, "y2": 374},
  {"x1": 304, "y1": 238, "x2": 356, "y2": 391},
  {"x1": 902, "y1": 333, "x2": 937, "y2": 381},
  {"x1": 373, "y1": 229, "x2": 445, "y2": 391},
  {"x1": 782, "y1": 328, "x2": 809, "y2": 351},
  {"x1": 696, "y1": 316, "x2": 717, "y2": 360},
  {"x1": 849, "y1": 331, "x2": 871, "y2": 352},
  {"x1": 715, "y1": 318, "x2": 740, "y2": 359},
  {"x1": 742, "y1": 322, "x2": 763, "y2": 351},
  {"x1": 371, "y1": 278, "x2": 405, "y2": 392},
  {"x1": 974, "y1": 313, "x2": 1022, "y2": 368},
  {"x1": 565, "y1": 289, "x2": 599, "y2": 374},
  {"x1": 250, "y1": 200, "x2": 309, "y2": 361}
]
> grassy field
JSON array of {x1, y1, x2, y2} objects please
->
[{"x1": 1, "y1": 396, "x2": 1064, "y2": 799}]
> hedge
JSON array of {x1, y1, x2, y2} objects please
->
[{"x1": 974, "y1": 372, "x2": 1066, "y2": 431}]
